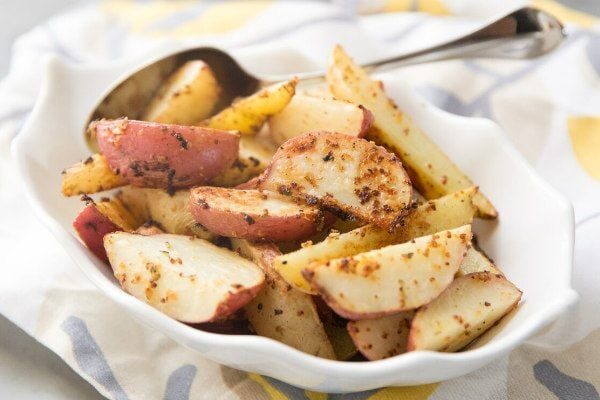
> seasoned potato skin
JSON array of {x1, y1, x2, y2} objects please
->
[
  {"x1": 73, "y1": 203, "x2": 121, "y2": 262},
  {"x1": 190, "y1": 187, "x2": 328, "y2": 241},
  {"x1": 258, "y1": 132, "x2": 412, "y2": 229},
  {"x1": 93, "y1": 119, "x2": 239, "y2": 190}
]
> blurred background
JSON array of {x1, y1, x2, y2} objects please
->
[
  {"x1": 0, "y1": 0, "x2": 599, "y2": 77},
  {"x1": 0, "y1": 0, "x2": 598, "y2": 398}
]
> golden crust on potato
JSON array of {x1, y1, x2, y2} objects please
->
[
  {"x1": 326, "y1": 45, "x2": 497, "y2": 219},
  {"x1": 205, "y1": 79, "x2": 297, "y2": 135},
  {"x1": 258, "y1": 131, "x2": 413, "y2": 229},
  {"x1": 117, "y1": 186, "x2": 215, "y2": 241},
  {"x1": 61, "y1": 153, "x2": 126, "y2": 196},
  {"x1": 274, "y1": 188, "x2": 476, "y2": 294}
]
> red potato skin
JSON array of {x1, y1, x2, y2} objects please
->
[
  {"x1": 358, "y1": 105, "x2": 374, "y2": 137},
  {"x1": 93, "y1": 119, "x2": 239, "y2": 190},
  {"x1": 73, "y1": 204, "x2": 121, "y2": 262},
  {"x1": 212, "y1": 283, "x2": 265, "y2": 321},
  {"x1": 190, "y1": 200, "x2": 322, "y2": 242},
  {"x1": 190, "y1": 188, "x2": 329, "y2": 241}
]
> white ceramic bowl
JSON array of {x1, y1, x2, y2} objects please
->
[{"x1": 12, "y1": 44, "x2": 578, "y2": 393}]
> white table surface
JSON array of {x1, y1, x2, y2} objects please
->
[{"x1": 1, "y1": 0, "x2": 598, "y2": 398}]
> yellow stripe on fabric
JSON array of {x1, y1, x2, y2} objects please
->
[
  {"x1": 248, "y1": 374, "x2": 290, "y2": 400},
  {"x1": 100, "y1": 1, "x2": 195, "y2": 33},
  {"x1": 306, "y1": 391, "x2": 327, "y2": 400},
  {"x1": 531, "y1": 0, "x2": 598, "y2": 27},
  {"x1": 168, "y1": 1, "x2": 274, "y2": 37},
  {"x1": 384, "y1": 0, "x2": 449, "y2": 15},
  {"x1": 368, "y1": 383, "x2": 439, "y2": 399},
  {"x1": 568, "y1": 116, "x2": 600, "y2": 180},
  {"x1": 416, "y1": 0, "x2": 449, "y2": 15}
]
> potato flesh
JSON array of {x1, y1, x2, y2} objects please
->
[
  {"x1": 408, "y1": 272, "x2": 522, "y2": 352},
  {"x1": 230, "y1": 239, "x2": 335, "y2": 359},
  {"x1": 142, "y1": 60, "x2": 221, "y2": 125},
  {"x1": 326, "y1": 45, "x2": 497, "y2": 218},
  {"x1": 275, "y1": 187, "x2": 477, "y2": 294},
  {"x1": 259, "y1": 132, "x2": 412, "y2": 228},
  {"x1": 268, "y1": 94, "x2": 372, "y2": 145},
  {"x1": 191, "y1": 187, "x2": 320, "y2": 217},
  {"x1": 205, "y1": 80, "x2": 297, "y2": 135},
  {"x1": 61, "y1": 153, "x2": 126, "y2": 196},
  {"x1": 117, "y1": 187, "x2": 214, "y2": 240},
  {"x1": 104, "y1": 232, "x2": 264, "y2": 323},
  {"x1": 211, "y1": 133, "x2": 277, "y2": 187},
  {"x1": 347, "y1": 311, "x2": 413, "y2": 360},
  {"x1": 304, "y1": 225, "x2": 472, "y2": 319},
  {"x1": 458, "y1": 247, "x2": 502, "y2": 277}
]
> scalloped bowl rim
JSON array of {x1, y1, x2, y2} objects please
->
[{"x1": 11, "y1": 43, "x2": 578, "y2": 391}]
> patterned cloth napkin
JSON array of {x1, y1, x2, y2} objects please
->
[{"x1": 1, "y1": 0, "x2": 599, "y2": 398}]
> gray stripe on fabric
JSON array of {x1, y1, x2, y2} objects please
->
[
  {"x1": 262, "y1": 376, "x2": 310, "y2": 399},
  {"x1": 163, "y1": 364, "x2": 197, "y2": 400},
  {"x1": 61, "y1": 316, "x2": 129, "y2": 400},
  {"x1": 381, "y1": 16, "x2": 426, "y2": 43},
  {"x1": 417, "y1": 30, "x2": 591, "y2": 119},
  {"x1": 534, "y1": 359, "x2": 599, "y2": 400}
]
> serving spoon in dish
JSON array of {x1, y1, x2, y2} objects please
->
[{"x1": 85, "y1": 6, "x2": 565, "y2": 146}]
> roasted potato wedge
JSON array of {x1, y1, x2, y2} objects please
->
[
  {"x1": 205, "y1": 79, "x2": 297, "y2": 135},
  {"x1": 104, "y1": 232, "x2": 264, "y2": 323},
  {"x1": 347, "y1": 311, "x2": 413, "y2": 360},
  {"x1": 458, "y1": 247, "x2": 502, "y2": 277},
  {"x1": 258, "y1": 132, "x2": 412, "y2": 228},
  {"x1": 230, "y1": 239, "x2": 335, "y2": 359},
  {"x1": 73, "y1": 196, "x2": 141, "y2": 261},
  {"x1": 407, "y1": 272, "x2": 521, "y2": 352},
  {"x1": 190, "y1": 187, "x2": 327, "y2": 241},
  {"x1": 93, "y1": 119, "x2": 239, "y2": 190},
  {"x1": 211, "y1": 133, "x2": 277, "y2": 187},
  {"x1": 142, "y1": 60, "x2": 221, "y2": 125},
  {"x1": 275, "y1": 187, "x2": 477, "y2": 294},
  {"x1": 73, "y1": 203, "x2": 122, "y2": 261},
  {"x1": 94, "y1": 197, "x2": 142, "y2": 232},
  {"x1": 303, "y1": 225, "x2": 472, "y2": 319},
  {"x1": 61, "y1": 153, "x2": 126, "y2": 196},
  {"x1": 117, "y1": 186, "x2": 214, "y2": 240},
  {"x1": 326, "y1": 45, "x2": 497, "y2": 219},
  {"x1": 268, "y1": 94, "x2": 373, "y2": 145}
]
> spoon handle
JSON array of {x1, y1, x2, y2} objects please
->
[{"x1": 260, "y1": 7, "x2": 565, "y2": 86}]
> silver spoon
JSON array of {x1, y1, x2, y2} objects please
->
[{"x1": 85, "y1": 6, "x2": 565, "y2": 146}]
